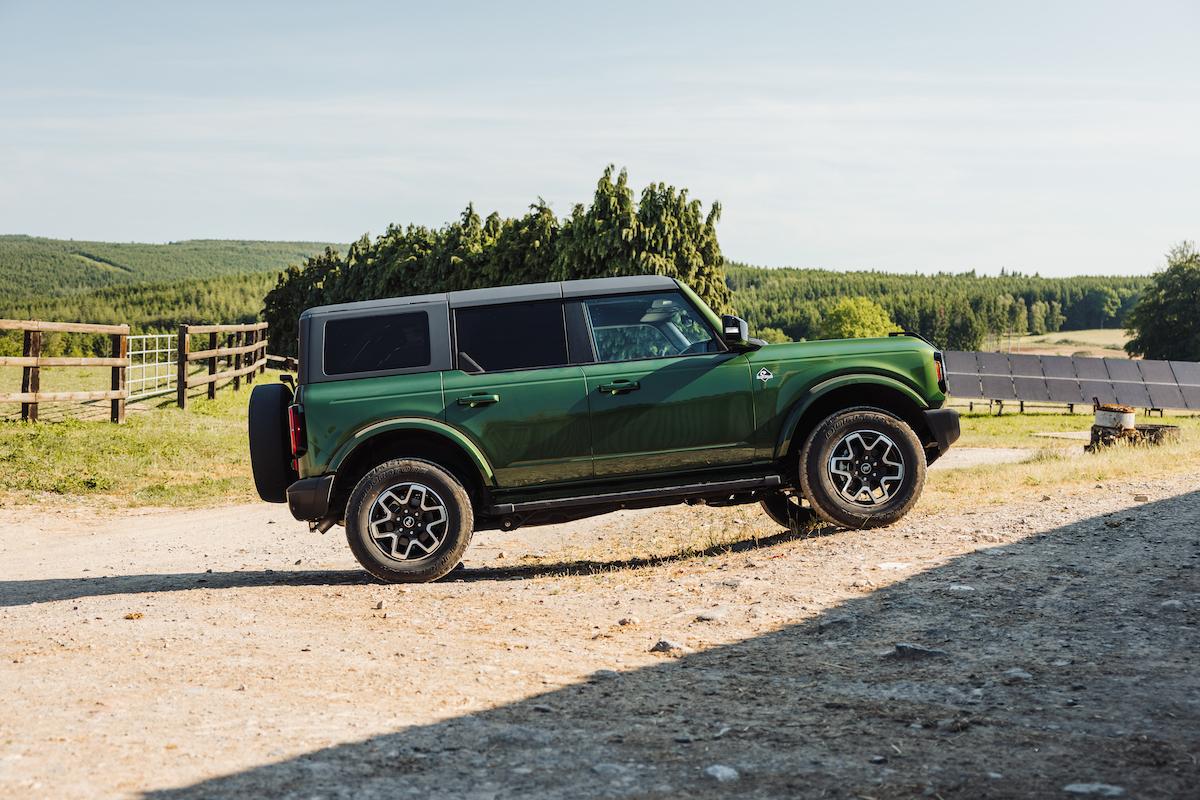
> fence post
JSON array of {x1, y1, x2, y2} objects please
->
[
  {"x1": 20, "y1": 329, "x2": 41, "y2": 422},
  {"x1": 207, "y1": 331, "x2": 218, "y2": 401},
  {"x1": 245, "y1": 329, "x2": 255, "y2": 386},
  {"x1": 234, "y1": 330, "x2": 243, "y2": 391},
  {"x1": 110, "y1": 332, "x2": 127, "y2": 423},
  {"x1": 176, "y1": 325, "x2": 190, "y2": 409}
]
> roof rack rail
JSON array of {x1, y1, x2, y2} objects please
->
[{"x1": 888, "y1": 330, "x2": 937, "y2": 348}]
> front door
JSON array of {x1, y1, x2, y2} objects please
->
[
  {"x1": 444, "y1": 300, "x2": 592, "y2": 487},
  {"x1": 577, "y1": 291, "x2": 757, "y2": 478}
]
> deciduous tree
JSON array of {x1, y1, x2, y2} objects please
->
[{"x1": 1125, "y1": 242, "x2": 1200, "y2": 360}]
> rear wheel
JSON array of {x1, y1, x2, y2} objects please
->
[
  {"x1": 799, "y1": 407, "x2": 926, "y2": 529},
  {"x1": 345, "y1": 459, "x2": 473, "y2": 583}
]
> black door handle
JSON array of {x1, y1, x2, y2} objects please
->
[
  {"x1": 457, "y1": 393, "x2": 500, "y2": 407},
  {"x1": 597, "y1": 380, "x2": 640, "y2": 395}
]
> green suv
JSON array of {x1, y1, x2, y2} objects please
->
[{"x1": 249, "y1": 275, "x2": 959, "y2": 583}]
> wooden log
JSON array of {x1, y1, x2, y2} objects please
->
[
  {"x1": 207, "y1": 331, "x2": 218, "y2": 401},
  {"x1": 20, "y1": 330, "x2": 40, "y2": 421},
  {"x1": 0, "y1": 356, "x2": 129, "y2": 367},
  {"x1": 184, "y1": 357, "x2": 267, "y2": 388},
  {"x1": 186, "y1": 340, "x2": 261, "y2": 361},
  {"x1": 0, "y1": 319, "x2": 129, "y2": 334},
  {"x1": 111, "y1": 333, "x2": 127, "y2": 423},
  {"x1": 185, "y1": 322, "x2": 267, "y2": 335},
  {"x1": 0, "y1": 390, "x2": 128, "y2": 403},
  {"x1": 224, "y1": 333, "x2": 233, "y2": 392},
  {"x1": 233, "y1": 330, "x2": 243, "y2": 391},
  {"x1": 245, "y1": 330, "x2": 255, "y2": 386},
  {"x1": 177, "y1": 325, "x2": 190, "y2": 409},
  {"x1": 265, "y1": 354, "x2": 298, "y2": 372}
]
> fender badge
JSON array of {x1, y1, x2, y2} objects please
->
[{"x1": 756, "y1": 368, "x2": 774, "y2": 383}]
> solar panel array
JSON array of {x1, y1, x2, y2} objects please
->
[{"x1": 944, "y1": 351, "x2": 1200, "y2": 411}]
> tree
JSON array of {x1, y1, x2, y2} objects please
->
[
  {"x1": 262, "y1": 167, "x2": 734, "y2": 355},
  {"x1": 945, "y1": 299, "x2": 985, "y2": 350},
  {"x1": 1028, "y1": 299, "x2": 1049, "y2": 335},
  {"x1": 1008, "y1": 297, "x2": 1028, "y2": 335},
  {"x1": 1125, "y1": 242, "x2": 1200, "y2": 360},
  {"x1": 1083, "y1": 286, "x2": 1121, "y2": 328},
  {"x1": 817, "y1": 297, "x2": 899, "y2": 340},
  {"x1": 1046, "y1": 300, "x2": 1066, "y2": 332},
  {"x1": 756, "y1": 326, "x2": 791, "y2": 344},
  {"x1": 555, "y1": 167, "x2": 732, "y2": 312}
]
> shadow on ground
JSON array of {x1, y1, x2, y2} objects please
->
[
  {"x1": 140, "y1": 492, "x2": 1199, "y2": 798},
  {"x1": 0, "y1": 524, "x2": 833, "y2": 607}
]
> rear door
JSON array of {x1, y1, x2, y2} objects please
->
[
  {"x1": 576, "y1": 291, "x2": 756, "y2": 478},
  {"x1": 443, "y1": 299, "x2": 592, "y2": 488}
]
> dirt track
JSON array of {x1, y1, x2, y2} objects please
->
[{"x1": 2, "y1": 472, "x2": 1197, "y2": 799}]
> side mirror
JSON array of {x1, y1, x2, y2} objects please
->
[{"x1": 721, "y1": 315, "x2": 760, "y2": 351}]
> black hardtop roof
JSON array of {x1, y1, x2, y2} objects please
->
[{"x1": 300, "y1": 274, "x2": 679, "y2": 319}]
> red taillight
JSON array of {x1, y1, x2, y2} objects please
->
[
  {"x1": 933, "y1": 353, "x2": 947, "y2": 390},
  {"x1": 287, "y1": 404, "x2": 306, "y2": 457}
]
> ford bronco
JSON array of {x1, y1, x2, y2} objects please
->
[{"x1": 249, "y1": 275, "x2": 959, "y2": 583}]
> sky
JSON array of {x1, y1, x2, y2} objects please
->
[{"x1": 1, "y1": 1, "x2": 1197, "y2": 275}]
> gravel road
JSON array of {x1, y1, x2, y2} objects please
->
[{"x1": 1, "y1": 472, "x2": 1197, "y2": 799}]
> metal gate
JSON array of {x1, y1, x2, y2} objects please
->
[{"x1": 127, "y1": 333, "x2": 177, "y2": 401}]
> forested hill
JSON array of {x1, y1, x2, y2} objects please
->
[
  {"x1": 0, "y1": 236, "x2": 338, "y2": 334},
  {"x1": 727, "y1": 263, "x2": 1150, "y2": 349},
  {"x1": 0, "y1": 236, "x2": 335, "y2": 298},
  {"x1": 0, "y1": 231, "x2": 1154, "y2": 355}
]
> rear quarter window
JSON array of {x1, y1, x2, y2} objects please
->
[{"x1": 323, "y1": 312, "x2": 431, "y2": 375}]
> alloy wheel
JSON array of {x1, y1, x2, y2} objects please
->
[
  {"x1": 827, "y1": 430, "x2": 905, "y2": 506},
  {"x1": 367, "y1": 482, "x2": 449, "y2": 561}
]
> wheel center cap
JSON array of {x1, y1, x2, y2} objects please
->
[
  {"x1": 402, "y1": 516, "x2": 416, "y2": 528},
  {"x1": 860, "y1": 463, "x2": 872, "y2": 475}
]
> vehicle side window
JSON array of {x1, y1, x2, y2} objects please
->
[
  {"x1": 454, "y1": 301, "x2": 568, "y2": 373},
  {"x1": 323, "y1": 312, "x2": 431, "y2": 375},
  {"x1": 582, "y1": 292, "x2": 719, "y2": 363}
]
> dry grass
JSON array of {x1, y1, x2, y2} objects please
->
[
  {"x1": 921, "y1": 431, "x2": 1199, "y2": 513},
  {"x1": 1, "y1": 389, "x2": 1194, "y2": 523},
  {"x1": 954, "y1": 409, "x2": 1200, "y2": 448},
  {"x1": 1008, "y1": 327, "x2": 1130, "y2": 358}
]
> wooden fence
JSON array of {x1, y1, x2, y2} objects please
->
[
  {"x1": 266, "y1": 353, "x2": 298, "y2": 372},
  {"x1": 0, "y1": 319, "x2": 130, "y2": 423},
  {"x1": 175, "y1": 322, "x2": 268, "y2": 409}
]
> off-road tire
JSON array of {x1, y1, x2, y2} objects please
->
[
  {"x1": 345, "y1": 458, "x2": 473, "y2": 583},
  {"x1": 799, "y1": 406, "x2": 926, "y2": 530},
  {"x1": 759, "y1": 492, "x2": 819, "y2": 531},
  {"x1": 248, "y1": 383, "x2": 295, "y2": 503}
]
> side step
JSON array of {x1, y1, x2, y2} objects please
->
[{"x1": 488, "y1": 474, "x2": 782, "y2": 516}]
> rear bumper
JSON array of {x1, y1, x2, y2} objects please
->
[
  {"x1": 923, "y1": 407, "x2": 961, "y2": 455},
  {"x1": 287, "y1": 475, "x2": 335, "y2": 521}
]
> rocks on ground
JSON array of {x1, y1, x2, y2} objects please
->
[{"x1": 703, "y1": 764, "x2": 739, "y2": 783}]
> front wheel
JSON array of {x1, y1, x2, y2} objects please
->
[
  {"x1": 799, "y1": 407, "x2": 926, "y2": 530},
  {"x1": 345, "y1": 459, "x2": 473, "y2": 583},
  {"x1": 759, "y1": 492, "x2": 819, "y2": 531}
]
